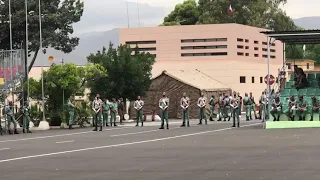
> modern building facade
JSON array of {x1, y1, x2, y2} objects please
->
[{"x1": 119, "y1": 23, "x2": 284, "y2": 99}]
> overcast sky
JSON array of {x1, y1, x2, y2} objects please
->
[{"x1": 73, "y1": 0, "x2": 320, "y2": 35}]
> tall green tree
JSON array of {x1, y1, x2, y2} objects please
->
[
  {"x1": 87, "y1": 43, "x2": 156, "y2": 101},
  {"x1": 0, "y1": 0, "x2": 84, "y2": 72}
]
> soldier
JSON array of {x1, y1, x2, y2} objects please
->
[
  {"x1": 270, "y1": 97, "x2": 282, "y2": 121},
  {"x1": 259, "y1": 92, "x2": 267, "y2": 120},
  {"x1": 230, "y1": 98, "x2": 240, "y2": 127},
  {"x1": 5, "y1": 101, "x2": 19, "y2": 134},
  {"x1": 68, "y1": 98, "x2": 75, "y2": 129},
  {"x1": 180, "y1": 92, "x2": 190, "y2": 127},
  {"x1": 92, "y1": 94, "x2": 103, "y2": 131},
  {"x1": 223, "y1": 94, "x2": 231, "y2": 121},
  {"x1": 217, "y1": 94, "x2": 224, "y2": 121},
  {"x1": 237, "y1": 92, "x2": 243, "y2": 118},
  {"x1": 209, "y1": 95, "x2": 215, "y2": 121},
  {"x1": 310, "y1": 96, "x2": 320, "y2": 121},
  {"x1": 109, "y1": 98, "x2": 118, "y2": 127},
  {"x1": 22, "y1": 101, "x2": 32, "y2": 133},
  {"x1": 159, "y1": 92, "x2": 169, "y2": 129},
  {"x1": 134, "y1": 96, "x2": 144, "y2": 127},
  {"x1": 249, "y1": 92, "x2": 258, "y2": 120},
  {"x1": 284, "y1": 96, "x2": 296, "y2": 121},
  {"x1": 296, "y1": 95, "x2": 308, "y2": 121},
  {"x1": 118, "y1": 98, "x2": 124, "y2": 125},
  {"x1": 243, "y1": 93, "x2": 252, "y2": 121},
  {"x1": 102, "y1": 98, "x2": 110, "y2": 127},
  {"x1": 197, "y1": 92, "x2": 207, "y2": 125}
]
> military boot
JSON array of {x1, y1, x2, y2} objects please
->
[
  {"x1": 159, "y1": 123, "x2": 164, "y2": 129},
  {"x1": 23, "y1": 129, "x2": 26, "y2": 133},
  {"x1": 291, "y1": 115, "x2": 295, "y2": 121},
  {"x1": 141, "y1": 122, "x2": 143, "y2": 127},
  {"x1": 99, "y1": 126, "x2": 102, "y2": 131},
  {"x1": 209, "y1": 117, "x2": 214, "y2": 121},
  {"x1": 14, "y1": 129, "x2": 19, "y2": 134},
  {"x1": 114, "y1": 123, "x2": 117, "y2": 127},
  {"x1": 166, "y1": 124, "x2": 169, "y2": 129},
  {"x1": 198, "y1": 120, "x2": 202, "y2": 125},
  {"x1": 231, "y1": 123, "x2": 236, "y2": 127},
  {"x1": 180, "y1": 122, "x2": 185, "y2": 127},
  {"x1": 310, "y1": 116, "x2": 313, "y2": 121},
  {"x1": 187, "y1": 121, "x2": 190, "y2": 127},
  {"x1": 237, "y1": 122, "x2": 240, "y2": 127},
  {"x1": 93, "y1": 127, "x2": 97, "y2": 131},
  {"x1": 27, "y1": 128, "x2": 32, "y2": 133},
  {"x1": 8, "y1": 130, "x2": 13, "y2": 134}
]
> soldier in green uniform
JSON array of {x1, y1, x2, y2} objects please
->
[
  {"x1": 284, "y1": 96, "x2": 296, "y2": 121},
  {"x1": 243, "y1": 93, "x2": 252, "y2": 121},
  {"x1": 223, "y1": 94, "x2": 231, "y2": 121},
  {"x1": 180, "y1": 93, "x2": 190, "y2": 127},
  {"x1": 217, "y1": 94, "x2": 224, "y2": 121},
  {"x1": 109, "y1": 98, "x2": 118, "y2": 127},
  {"x1": 310, "y1": 96, "x2": 320, "y2": 121},
  {"x1": 259, "y1": 92, "x2": 266, "y2": 120},
  {"x1": 159, "y1": 92, "x2": 169, "y2": 129},
  {"x1": 102, "y1": 98, "x2": 110, "y2": 127},
  {"x1": 296, "y1": 95, "x2": 308, "y2": 121},
  {"x1": 249, "y1": 92, "x2": 258, "y2": 120},
  {"x1": 5, "y1": 101, "x2": 19, "y2": 134},
  {"x1": 270, "y1": 97, "x2": 282, "y2": 121},
  {"x1": 230, "y1": 98, "x2": 240, "y2": 127},
  {"x1": 197, "y1": 92, "x2": 207, "y2": 125},
  {"x1": 209, "y1": 95, "x2": 215, "y2": 121},
  {"x1": 237, "y1": 92, "x2": 243, "y2": 118},
  {"x1": 22, "y1": 101, "x2": 32, "y2": 133},
  {"x1": 134, "y1": 96, "x2": 144, "y2": 127},
  {"x1": 68, "y1": 99, "x2": 75, "y2": 129},
  {"x1": 92, "y1": 94, "x2": 103, "y2": 131}
]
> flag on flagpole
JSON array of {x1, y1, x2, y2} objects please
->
[{"x1": 228, "y1": 4, "x2": 233, "y2": 14}]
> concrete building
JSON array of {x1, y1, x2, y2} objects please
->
[{"x1": 119, "y1": 23, "x2": 284, "y2": 99}]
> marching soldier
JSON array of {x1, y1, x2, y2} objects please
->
[
  {"x1": 237, "y1": 92, "x2": 243, "y2": 118},
  {"x1": 310, "y1": 96, "x2": 319, "y2": 121},
  {"x1": 92, "y1": 94, "x2": 103, "y2": 131},
  {"x1": 180, "y1": 92, "x2": 190, "y2": 127},
  {"x1": 197, "y1": 92, "x2": 207, "y2": 125},
  {"x1": 296, "y1": 95, "x2": 308, "y2": 121},
  {"x1": 223, "y1": 94, "x2": 231, "y2": 121},
  {"x1": 218, "y1": 94, "x2": 224, "y2": 121},
  {"x1": 134, "y1": 96, "x2": 144, "y2": 127},
  {"x1": 249, "y1": 92, "x2": 258, "y2": 120},
  {"x1": 68, "y1": 98, "x2": 75, "y2": 129},
  {"x1": 109, "y1": 98, "x2": 118, "y2": 127},
  {"x1": 270, "y1": 97, "x2": 282, "y2": 121},
  {"x1": 5, "y1": 101, "x2": 19, "y2": 134},
  {"x1": 22, "y1": 101, "x2": 32, "y2": 133},
  {"x1": 102, "y1": 98, "x2": 110, "y2": 127},
  {"x1": 284, "y1": 96, "x2": 296, "y2": 121},
  {"x1": 243, "y1": 93, "x2": 252, "y2": 121},
  {"x1": 159, "y1": 92, "x2": 169, "y2": 129},
  {"x1": 209, "y1": 95, "x2": 215, "y2": 121},
  {"x1": 230, "y1": 98, "x2": 240, "y2": 127},
  {"x1": 118, "y1": 98, "x2": 124, "y2": 125}
]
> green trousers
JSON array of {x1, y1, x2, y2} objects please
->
[
  {"x1": 250, "y1": 104, "x2": 257, "y2": 118},
  {"x1": 218, "y1": 107, "x2": 224, "y2": 120},
  {"x1": 182, "y1": 109, "x2": 189, "y2": 124},
  {"x1": 284, "y1": 108, "x2": 296, "y2": 120},
  {"x1": 245, "y1": 105, "x2": 251, "y2": 120},
  {"x1": 199, "y1": 107, "x2": 207, "y2": 124},
  {"x1": 7, "y1": 115, "x2": 17, "y2": 130},
  {"x1": 223, "y1": 106, "x2": 231, "y2": 119},
  {"x1": 259, "y1": 103, "x2": 266, "y2": 120},
  {"x1": 232, "y1": 108, "x2": 239, "y2": 126},
  {"x1": 110, "y1": 112, "x2": 116, "y2": 125},
  {"x1": 69, "y1": 111, "x2": 74, "y2": 126},
  {"x1": 23, "y1": 115, "x2": 31, "y2": 129},
  {"x1": 103, "y1": 111, "x2": 109, "y2": 126},
  {"x1": 311, "y1": 109, "x2": 320, "y2": 120},
  {"x1": 136, "y1": 110, "x2": 143, "y2": 125},
  {"x1": 270, "y1": 109, "x2": 281, "y2": 121},
  {"x1": 94, "y1": 111, "x2": 102, "y2": 127},
  {"x1": 210, "y1": 105, "x2": 214, "y2": 118},
  {"x1": 296, "y1": 109, "x2": 307, "y2": 119},
  {"x1": 160, "y1": 109, "x2": 169, "y2": 125}
]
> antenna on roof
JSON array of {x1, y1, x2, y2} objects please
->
[
  {"x1": 126, "y1": 1, "x2": 130, "y2": 28},
  {"x1": 136, "y1": 0, "x2": 141, "y2": 27}
]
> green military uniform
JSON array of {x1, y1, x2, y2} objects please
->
[
  {"x1": 270, "y1": 99, "x2": 282, "y2": 121},
  {"x1": 243, "y1": 97, "x2": 251, "y2": 121},
  {"x1": 134, "y1": 99, "x2": 144, "y2": 126},
  {"x1": 231, "y1": 98, "x2": 240, "y2": 127},
  {"x1": 102, "y1": 101, "x2": 110, "y2": 126},
  {"x1": 249, "y1": 96, "x2": 257, "y2": 119},
  {"x1": 181, "y1": 97, "x2": 190, "y2": 127},
  {"x1": 5, "y1": 104, "x2": 18, "y2": 134},
  {"x1": 218, "y1": 96, "x2": 224, "y2": 121},
  {"x1": 223, "y1": 97, "x2": 231, "y2": 121},
  {"x1": 109, "y1": 101, "x2": 118, "y2": 126},
  {"x1": 23, "y1": 104, "x2": 32, "y2": 133},
  {"x1": 296, "y1": 99, "x2": 307, "y2": 120},
  {"x1": 92, "y1": 98, "x2": 103, "y2": 131},
  {"x1": 284, "y1": 99, "x2": 296, "y2": 121},
  {"x1": 209, "y1": 97, "x2": 215, "y2": 121},
  {"x1": 310, "y1": 98, "x2": 320, "y2": 121},
  {"x1": 159, "y1": 97, "x2": 169, "y2": 129},
  {"x1": 259, "y1": 94, "x2": 267, "y2": 121},
  {"x1": 68, "y1": 100, "x2": 75, "y2": 129},
  {"x1": 198, "y1": 97, "x2": 207, "y2": 125}
]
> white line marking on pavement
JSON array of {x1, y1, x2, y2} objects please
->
[
  {"x1": 110, "y1": 127, "x2": 181, "y2": 137},
  {"x1": 0, "y1": 123, "x2": 260, "y2": 163},
  {"x1": 0, "y1": 148, "x2": 10, "y2": 151},
  {"x1": 0, "y1": 127, "x2": 133, "y2": 143},
  {"x1": 55, "y1": 140, "x2": 74, "y2": 144}
]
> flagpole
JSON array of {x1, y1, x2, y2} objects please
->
[
  {"x1": 39, "y1": 0, "x2": 45, "y2": 122},
  {"x1": 126, "y1": 1, "x2": 130, "y2": 28},
  {"x1": 25, "y1": 0, "x2": 29, "y2": 103},
  {"x1": 136, "y1": 0, "x2": 140, "y2": 27}
]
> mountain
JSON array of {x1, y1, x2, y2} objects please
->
[{"x1": 293, "y1": 16, "x2": 320, "y2": 29}]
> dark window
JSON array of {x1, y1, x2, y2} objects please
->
[
  {"x1": 260, "y1": 77, "x2": 263, "y2": 83},
  {"x1": 254, "y1": 54, "x2": 259, "y2": 57},
  {"x1": 271, "y1": 55, "x2": 276, "y2": 59},
  {"x1": 262, "y1": 55, "x2": 268, "y2": 58},
  {"x1": 287, "y1": 63, "x2": 291, "y2": 69},
  {"x1": 137, "y1": 47, "x2": 156, "y2": 51},
  {"x1": 252, "y1": 77, "x2": 255, "y2": 83},
  {"x1": 270, "y1": 49, "x2": 276, "y2": 52},
  {"x1": 254, "y1": 41, "x2": 259, "y2": 44},
  {"x1": 237, "y1": 45, "x2": 244, "y2": 49},
  {"x1": 245, "y1": 46, "x2": 249, "y2": 49},
  {"x1": 271, "y1": 43, "x2": 276, "y2": 46},
  {"x1": 181, "y1": 38, "x2": 227, "y2": 43},
  {"x1": 181, "y1": 52, "x2": 228, "y2": 56},
  {"x1": 181, "y1": 45, "x2": 228, "y2": 50},
  {"x1": 262, "y1": 48, "x2": 267, "y2": 51},
  {"x1": 254, "y1": 47, "x2": 259, "y2": 50},
  {"x1": 245, "y1": 39, "x2": 249, "y2": 43},
  {"x1": 307, "y1": 63, "x2": 310, "y2": 69},
  {"x1": 126, "y1": 40, "x2": 156, "y2": 45},
  {"x1": 237, "y1": 52, "x2": 244, "y2": 56},
  {"x1": 240, "y1": 76, "x2": 246, "y2": 83},
  {"x1": 262, "y1": 42, "x2": 268, "y2": 45},
  {"x1": 245, "y1": 53, "x2": 249, "y2": 56},
  {"x1": 237, "y1": 38, "x2": 244, "y2": 42}
]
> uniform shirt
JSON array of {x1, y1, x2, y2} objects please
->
[
  {"x1": 209, "y1": 97, "x2": 215, "y2": 106},
  {"x1": 259, "y1": 95, "x2": 266, "y2": 104},
  {"x1": 159, "y1": 97, "x2": 169, "y2": 109},
  {"x1": 297, "y1": 99, "x2": 307, "y2": 109},
  {"x1": 250, "y1": 96, "x2": 256, "y2": 104},
  {"x1": 243, "y1": 97, "x2": 251, "y2": 105},
  {"x1": 287, "y1": 99, "x2": 296, "y2": 108},
  {"x1": 272, "y1": 99, "x2": 282, "y2": 110},
  {"x1": 230, "y1": 99, "x2": 239, "y2": 109},
  {"x1": 5, "y1": 105, "x2": 13, "y2": 116},
  {"x1": 102, "y1": 101, "x2": 110, "y2": 112},
  {"x1": 134, "y1": 100, "x2": 144, "y2": 110},
  {"x1": 92, "y1": 98, "x2": 103, "y2": 111},
  {"x1": 109, "y1": 102, "x2": 118, "y2": 113},
  {"x1": 23, "y1": 105, "x2": 30, "y2": 116},
  {"x1": 197, "y1": 97, "x2": 206, "y2": 108},
  {"x1": 312, "y1": 99, "x2": 319, "y2": 107},
  {"x1": 218, "y1": 96, "x2": 224, "y2": 107},
  {"x1": 224, "y1": 97, "x2": 230, "y2": 106},
  {"x1": 68, "y1": 100, "x2": 75, "y2": 112},
  {"x1": 180, "y1": 97, "x2": 190, "y2": 109}
]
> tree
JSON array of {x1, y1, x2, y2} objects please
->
[
  {"x1": 0, "y1": 0, "x2": 84, "y2": 72},
  {"x1": 87, "y1": 43, "x2": 156, "y2": 101}
]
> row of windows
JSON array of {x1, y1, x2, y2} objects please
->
[
  {"x1": 237, "y1": 45, "x2": 276, "y2": 52},
  {"x1": 181, "y1": 45, "x2": 227, "y2": 50},
  {"x1": 237, "y1": 52, "x2": 276, "y2": 58},
  {"x1": 240, "y1": 76, "x2": 265, "y2": 84},
  {"x1": 181, "y1": 38, "x2": 227, "y2": 43},
  {"x1": 136, "y1": 47, "x2": 156, "y2": 51},
  {"x1": 181, "y1": 52, "x2": 227, "y2": 57},
  {"x1": 126, "y1": 41, "x2": 156, "y2": 45},
  {"x1": 237, "y1": 38, "x2": 276, "y2": 46}
]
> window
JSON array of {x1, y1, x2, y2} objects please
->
[
  {"x1": 137, "y1": 47, "x2": 156, "y2": 51},
  {"x1": 262, "y1": 48, "x2": 267, "y2": 51},
  {"x1": 262, "y1": 55, "x2": 267, "y2": 58},
  {"x1": 262, "y1": 42, "x2": 268, "y2": 45},
  {"x1": 181, "y1": 38, "x2": 227, "y2": 43},
  {"x1": 260, "y1": 77, "x2": 263, "y2": 83},
  {"x1": 307, "y1": 63, "x2": 310, "y2": 69},
  {"x1": 237, "y1": 45, "x2": 244, "y2": 49},
  {"x1": 237, "y1": 52, "x2": 244, "y2": 56},
  {"x1": 251, "y1": 77, "x2": 255, "y2": 83},
  {"x1": 240, "y1": 76, "x2": 246, "y2": 83},
  {"x1": 254, "y1": 41, "x2": 259, "y2": 44},
  {"x1": 254, "y1": 47, "x2": 259, "y2": 50},
  {"x1": 245, "y1": 46, "x2": 249, "y2": 49},
  {"x1": 271, "y1": 55, "x2": 276, "y2": 59},
  {"x1": 245, "y1": 53, "x2": 249, "y2": 56},
  {"x1": 181, "y1": 45, "x2": 227, "y2": 50},
  {"x1": 271, "y1": 43, "x2": 276, "y2": 46},
  {"x1": 270, "y1": 49, "x2": 276, "y2": 52},
  {"x1": 287, "y1": 63, "x2": 291, "y2": 69},
  {"x1": 181, "y1": 52, "x2": 228, "y2": 56},
  {"x1": 245, "y1": 39, "x2": 249, "y2": 43},
  {"x1": 126, "y1": 40, "x2": 156, "y2": 45},
  {"x1": 237, "y1": 38, "x2": 244, "y2": 42},
  {"x1": 254, "y1": 54, "x2": 259, "y2": 57}
]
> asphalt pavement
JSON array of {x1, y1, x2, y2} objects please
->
[{"x1": 0, "y1": 119, "x2": 320, "y2": 180}]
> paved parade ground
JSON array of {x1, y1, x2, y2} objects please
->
[{"x1": 1, "y1": 120, "x2": 320, "y2": 180}]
